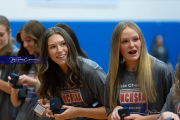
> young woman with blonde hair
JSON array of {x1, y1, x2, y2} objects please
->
[{"x1": 104, "y1": 21, "x2": 175, "y2": 120}]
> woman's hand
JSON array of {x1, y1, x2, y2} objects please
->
[
  {"x1": 36, "y1": 108, "x2": 53, "y2": 118},
  {"x1": 8, "y1": 76, "x2": 14, "y2": 87},
  {"x1": 18, "y1": 74, "x2": 37, "y2": 86},
  {"x1": 38, "y1": 99, "x2": 50, "y2": 109},
  {"x1": 158, "y1": 112, "x2": 179, "y2": 120},
  {"x1": 36, "y1": 99, "x2": 52, "y2": 118},
  {"x1": 53, "y1": 105, "x2": 79, "y2": 120},
  {"x1": 110, "y1": 106, "x2": 123, "y2": 120}
]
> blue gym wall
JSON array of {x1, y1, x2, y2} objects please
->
[{"x1": 10, "y1": 21, "x2": 180, "y2": 73}]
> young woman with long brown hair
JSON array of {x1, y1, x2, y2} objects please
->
[
  {"x1": 37, "y1": 27, "x2": 107, "y2": 120},
  {"x1": 9, "y1": 20, "x2": 51, "y2": 120},
  {"x1": 104, "y1": 21, "x2": 175, "y2": 120},
  {"x1": 0, "y1": 15, "x2": 19, "y2": 120}
]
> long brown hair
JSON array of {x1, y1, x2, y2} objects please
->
[
  {"x1": 16, "y1": 20, "x2": 46, "y2": 74},
  {"x1": 38, "y1": 27, "x2": 83, "y2": 99},
  {"x1": 55, "y1": 23, "x2": 89, "y2": 59},
  {"x1": 109, "y1": 21, "x2": 156, "y2": 108},
  {"x1": 0, "y1": 15, "x2": 12, "y2": 69},
  {"x1": 173, "y1": 55, "x2": 180, "y2": 103}
]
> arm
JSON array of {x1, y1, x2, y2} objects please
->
[
  {"x1": 10, "y1": 88, "x2": 22, "y2": 107},
  {"x1": 53, "y1": 67, "x2": 107, "y2": 120},
  {"x1": 53, "y1": 106, "x2": 107, "y2": 119},
  {"x1": 83, "y1": 67, "x2": 107, "y2": 119},
  {"x1": 108, "y1": 113, "x2": 112, "y2": 120},
  {"x1": 0, "y1": 64, "x2": 18, "y2": 94},
  {"x1": 125, "y1": 88, "x2": 175, "y2": 120},
  {"x1": 18, "y1": 74, "x2": 38, "y2": 86},
  {"x1": 107, "y1": 106, "x2": 123, "y2": 120},
  {"x1": 76, "y1": 106, "x2": 107, "y2": 119},
  {"x1": 125, "y1": 114, "x2": 160, "y2": 120},
  {"x1": 0, "y1": 79, "x2": 12, "y2": 94},
  {"x1": 10, "y1": 74, "x2": 38, "y2": 107},
  {"x1": 70, "y1": 106, "x2": 106, "y2": 119},
  {"x1": 158, "y1": 112, "x2": 179, "y2": 120}
]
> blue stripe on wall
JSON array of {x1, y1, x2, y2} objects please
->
[{"x1": 10, "y1": 21, "x2": 180, "y2": 73}]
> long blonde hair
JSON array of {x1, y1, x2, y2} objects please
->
[{"x1": 109, "y1": 21, "x2": 156, "y2": 108}]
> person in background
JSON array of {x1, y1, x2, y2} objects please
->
[
  {"x1": 104, "y1": 21, "x2": 175, "y2": 120},
  {"x1": 55, "y1": 23, "x2": 89, "y2": 59},
  {"x1": 0, "y1": 15, "x2": 19, "y2": 120},
  {"x1": 152, "y1": 35, "x2": 169, "y2": 64},
  {"x1": 37, "y1": 27, "x2": 107, "y2": 120},
  {"x1": 9, "y1": 20, "x2": 51, "y2": 120}
]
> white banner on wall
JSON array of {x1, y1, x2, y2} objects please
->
[{"x1": 29, "y1": 0, "x2": 117, "y2": 5}]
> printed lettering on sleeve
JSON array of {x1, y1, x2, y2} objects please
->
[
  {"x1": 177, "y1": 103, "x2": 180, "y2": 118},
  {"x1": 120, "y1": 89, "x2": 148, "y2": 115},
  {"x1": 61, "y1": 89, "x2": 87, "y2": 107}
]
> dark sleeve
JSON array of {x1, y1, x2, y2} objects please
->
[
  {"x1": 163, "y1": 71, "x2": 176, "y2": 101},
  {"x1": 104, "y1": 74, "x2": 113, "y2": 116},
  {"x1": 88, "y1": 69, "x2": 106, "y2": 106},
  {"x1": 161, "y1": 88, "x2": 174, "y2": 113},
  {"x1": 159, "y1": 88, "x2": 175, "y2": 120}
]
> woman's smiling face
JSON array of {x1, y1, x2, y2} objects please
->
[{"x1": 48, "y1": 34, "x2": 68, "y2": 68}]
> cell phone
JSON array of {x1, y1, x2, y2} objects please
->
[
  {"x1": 165, "y1": 118, "x2": 174, "y2": 120},
  {"x1": 118, "y1": 107, "x2": 130, "y2": 120},
  {"x1": 33, "y1": 102, "x2": 46, "y2": 116}
]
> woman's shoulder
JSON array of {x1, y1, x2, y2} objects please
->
[
  {"x1": 78, "y1": 56, "x2": 103, "y2": 71},
  {"x1": 151, "y1": 56, "x2": 174, "y2": 74},
  {"x1": 78, "y1": 56, "x2": 106, "y2": 78}
]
